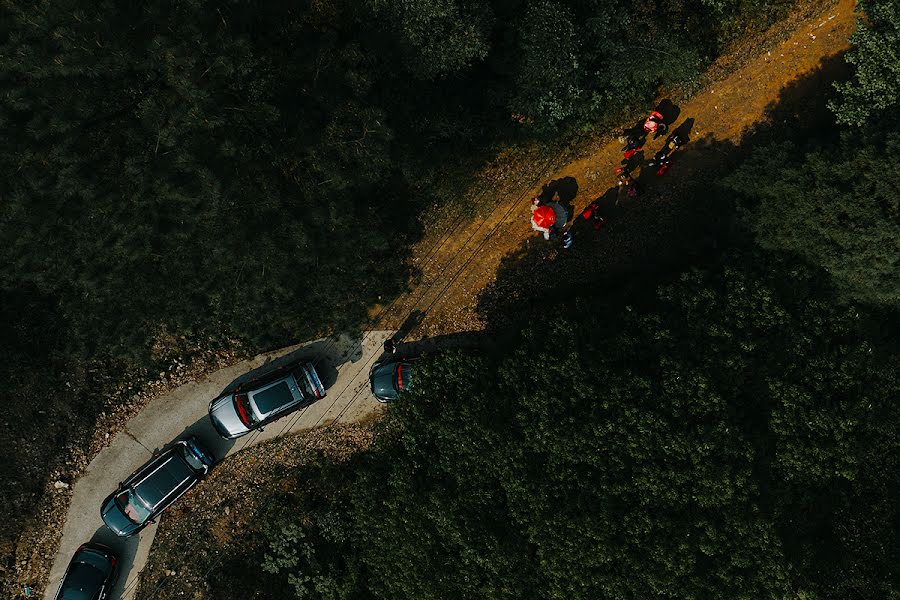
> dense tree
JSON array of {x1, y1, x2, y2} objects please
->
[
  {"x1": 378, "y1": 0, "x2": 494, "y2": 80},
  {"x1": 0, "y1": 0, "x2": 844, "y2": 593},
  {"x1": 510, "y1": 0, "x2": 583, "y2": 127},
  {"x1": 830, "y1": 0, "x2": 900, "y2": 126},
  {"x1": 725, "y1": 129, "x2": 900, "y2": 304},
  {"x1": 246, "y1": 257, "x2": 897, "y2": 599}
]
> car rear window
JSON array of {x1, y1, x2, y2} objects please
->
[
  {"x1": 115, "y1": 489, "x2": 152, "y2": 525},
  {"x1": 61, "y1": 563, "x2": 106, "y2": 600},
  {"x1": 252, "y1": 381, "x2": 294, "y2": 415}
]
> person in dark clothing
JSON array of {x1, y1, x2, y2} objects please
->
[
  {"x1": 581, "y1": 201, "x2": 609, "y2": 231},
  {"x1": 647, "y1": 132, "x2": 685, "y2": 174},
  {"x1": 664, "y1": 132, "x2": 685, "y2": 152},
  {"x1": 383, "y1": 337, "x2": 397, "y2": 355},
  {"x1": 623, "y1": 134, "x2": 643, "y2": 153},
  {"x1": 615, "y1": 167, "x2": 639, "y2": 202}
]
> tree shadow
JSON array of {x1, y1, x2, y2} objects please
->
[
  {"x1": 475, "y1": 51, "x2": 851, "y2": 333},
  {"x1": 394, "y1": 330, "x2": 495, "y2": 358},
  {"x1": 472, "y1": 50, "x2": 857, "y2": 593}
]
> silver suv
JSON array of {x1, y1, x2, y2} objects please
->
[{"x1": 208, "y1": 360, "x2": 325, "y2": 439}]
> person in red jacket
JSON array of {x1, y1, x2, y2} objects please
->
[{"x1": 643, "y1": 111, "x2": 668, "y2": 137}]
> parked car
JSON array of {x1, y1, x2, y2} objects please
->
[
  {"x1": 100, "y1": 437, "x2": 214, "y2": 537},
  {"x1": 53, "y1": 543, "x2": 118, "y2": 600},
  {"x1": 208, "y1": 360, "x2": 325, "y2": 439},
  {"x1": 369, "y1": 358, "x2": 416, "y2": 402}
]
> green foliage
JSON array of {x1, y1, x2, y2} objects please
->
[
  {"x1": 333, "y1": 259, "x2": 897, "y2": 599},
  {"x1": 830, "y1": 0, "x2": 900, "y2": 126},
  {"x1": 510, "y1": 0, "x2": 582, "y2": 128},
  {"x1": 378, "y1": 0, "x2": 494, "y2": 79},
  {"x1": 725, "y1": 130, "x2": 900, "y2": 304},
  {"x1": 262, "y1": 515, "x2": 350, "y2": 599},
  {"x1": 0, "y1": 0, "x2": 418, "y2": 358}
]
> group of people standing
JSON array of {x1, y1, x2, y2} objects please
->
[
  {"x1": 530, "y1": 108, "x2": 688, "y2": 246},
  {"x1": 616, "y1": 110, "x2": 687, "y2": 197}
]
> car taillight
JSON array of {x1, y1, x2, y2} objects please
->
[
  {"x1": 235, "y1": 394, "x2": 252, "y2": 426},
  {"x1": 109, "y1": 556, "x2": 117, "y2": 567}
]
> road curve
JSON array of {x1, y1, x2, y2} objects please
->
[{"x1": 43, "y1": 330, "x2": 393, "y2": 600}]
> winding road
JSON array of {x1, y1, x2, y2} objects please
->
[{"x1": 43, "y1": 331, "x2": 393, "y2": 600}]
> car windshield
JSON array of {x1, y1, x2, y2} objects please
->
[
  {"x1": 114, "y1": 489, "x2": 152, "y2": 525},
  {"x1": 252, "y1": 381, "x2": 295, "y2": 415},
  {"x1": 233, "y1": 394, "x2": 257, "y2": 426},
  {"x1": 61, "y1": 563, "x2": 106, "y2": 600}
]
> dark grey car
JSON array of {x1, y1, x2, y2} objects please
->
[
  {"x1": 369, "y1": 359, "x2": 415, "y2": 402},
  {"x1": 53, "y1": 543, "x2": 118, "y2": 600},
  {"x1": 100, "y1": 437, "x2": 214, "y2": 537},
  {"x1": 208, "y1": 360, "x2": 325, "y2": 439}
]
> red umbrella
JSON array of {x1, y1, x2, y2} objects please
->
[{"x1": 532, "y1": 205, "x2": 556, "y2": 229}]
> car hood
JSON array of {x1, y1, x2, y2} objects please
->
[
  {"x1": 100, "y1": 496, "x2": 139, "y2": 537},
  {"x1": 370, "y1": 363, "x2": 398, "y2": 401},
  {"x1": 209, "y1": 395, "x2": 250, "y2": 438}
]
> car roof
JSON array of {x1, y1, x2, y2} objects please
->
[
  {"x1": 132, "y1": 450, "x2": 195, "y2": 509},
  {"x1": 248, "y1": 374, "x2": 301, "y2": 417}
]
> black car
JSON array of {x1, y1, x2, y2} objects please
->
[
  {"x1": 53, "y1": 543, "x2": 118, "y2": 600},
  {"x1": 369, "y1": 358, "x2": 416, "y2": 402},
  {"x1": 208, "y1": 360, "x2": 326, "y2": 439},
  {"x1": 100, "y1": 437, "x2": 214, "y2": 537}
]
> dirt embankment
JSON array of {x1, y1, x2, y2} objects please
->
[{"x1": 135, "y1": 422, "x2": 375, "y2": 599}]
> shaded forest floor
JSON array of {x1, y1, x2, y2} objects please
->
[{"x1": 381, "y1": 0, "x2": 854, "y2": 339}]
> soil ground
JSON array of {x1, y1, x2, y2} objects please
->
[{"x1": 382, "y1": 0, "x2": 854, "y2": 339}]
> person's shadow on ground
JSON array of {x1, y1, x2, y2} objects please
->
[
  {"x1": 538, "y1": 176, "x2": 579, "y2": 224},
  {"x1": 671, "y1": 117, "x2": 695, "y2": 142},
  {"x1": 655, "y1": 99, "x2": 681, "y2": 130}
]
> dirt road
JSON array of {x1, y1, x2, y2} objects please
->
[{"x1": 392, "y1": 0, "x2": 855, "y2": 337}]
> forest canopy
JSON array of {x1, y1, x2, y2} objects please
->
[
  {"x1": 3, "y1": 0, "x2": 899, "y2": 598},
  {"x1": 223, "y1": 255, "x2": 898, "y2": 600}
]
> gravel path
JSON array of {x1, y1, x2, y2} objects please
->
[{"x1": 43, "y1": 331, "x2": 392, "y2": 600}]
